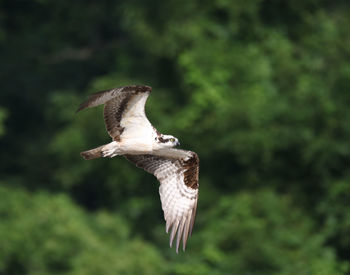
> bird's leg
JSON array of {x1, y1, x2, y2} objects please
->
[{"x1": 101, "y1": 141, "x2": 120, "y2": 158}]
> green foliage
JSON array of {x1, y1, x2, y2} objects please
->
[
  {"x1": 196, "y1": 190, "x2": 347, "y2": 275},
  {"x1": 0, "y1": 184, "x2": 166, "y2": 275},
  {"x1": 1, "y1": 0, "x2": 350, "y2": 274},
  {"x1": 0, "y1": 107, "x2": 7, "y2": 138}
]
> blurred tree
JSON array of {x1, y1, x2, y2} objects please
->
[
  {"x1": 0, "y1": 107, "x2": 7, "y2": 138},
  {"x1": 190, "y1": 190, "x2": 347, "y2": 275},
  {"x1": 0, "y1": 0, "x2": 350, "y2": 273},
  {"x1": 0, "y1": 185, "x2": 166, "y2": 275}
]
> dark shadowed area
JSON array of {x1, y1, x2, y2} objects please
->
[{"x1": 1, "y1": 0, "x2": 350, "y2": 274}]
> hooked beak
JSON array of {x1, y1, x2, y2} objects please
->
[{"x1": 176, "y1": 141, "x2": 180, "y2": 146}]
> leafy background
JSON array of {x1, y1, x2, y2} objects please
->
[{"x1": 1, "y1": 0, "x2": 350, "y2": 274}]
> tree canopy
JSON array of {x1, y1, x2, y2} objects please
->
[{"x1": 1, "y1": 0, "x2": 350, "y2": 274}]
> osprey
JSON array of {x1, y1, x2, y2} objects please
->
[{"x1": 77, "y1": 85, "x2": 199, "y2": 253}]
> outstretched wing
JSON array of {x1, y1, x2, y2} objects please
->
[
  {"x1": 77, "y1": 85, "x2": 153, "y2": 141},
  {"x1": 125, "y1": 149, "x2": 199, "y2": 253}
]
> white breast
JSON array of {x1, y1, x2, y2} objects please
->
[{"x1": 119, "y1": 94, "x2": 156, "y2": 153}]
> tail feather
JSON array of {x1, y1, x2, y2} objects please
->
[{"x1": 80, "y1": 145, "x2": 105, "y2": 160}]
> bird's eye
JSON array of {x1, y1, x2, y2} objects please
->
[{"x1": 170, "y1": 138, "x2": 175, "y2": 142}]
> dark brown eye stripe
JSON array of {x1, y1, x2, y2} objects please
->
[{"x1": 158, "y1": 136, "x2": 169, "y2": 143}]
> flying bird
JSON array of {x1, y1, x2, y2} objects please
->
[{"x1": 77, "y1": 85, "x2": 199, "y2": 253}]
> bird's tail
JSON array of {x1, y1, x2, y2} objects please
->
[{"x1": 80, "y1": 145, "x2": 105, "y2": 160}]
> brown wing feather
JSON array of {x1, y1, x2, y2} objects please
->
[
  {"x1": 183, "y1": 153, "x2": 199, "y2": 189},
  {"x1": 76, "y1": 85, "x2": 151, "y2": 113},
  {"x1": 77, "y1": 85, "x2": 152, "y2": 140},
  {"x1": 103, "y1": 93, "x2": 133, "y2": 140}
]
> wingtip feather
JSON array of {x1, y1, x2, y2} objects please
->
[
  {"x1": 166, "y1": 220, "x2": 172, "y2": 234},
  {"x1": 76, "y1": 105, "x2": 85, "y2": 113},
  {"x1": 189, "y1": 203, "x2": 197, "y2": 236},
  {"x1": 182, "y1": 214, "x2": 192, "y2": 251},
  {"x1": 169, "y1": 220, "x2": 180, "y2": 248},
  {"x1": 176, "y1": 218, "x2": 186, "y2": 253}
]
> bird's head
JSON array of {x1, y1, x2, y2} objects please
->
[{"x1": 155, "y1": 134, "x2": 180, "y2": 148}]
